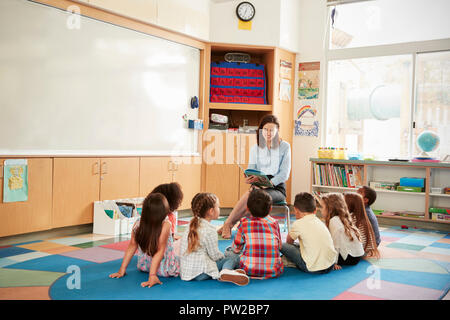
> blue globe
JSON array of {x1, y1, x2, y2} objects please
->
[{"x1": 417, "y1": 130, "x2": 440, "y2": 153}]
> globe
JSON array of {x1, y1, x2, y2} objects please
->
[{"x1": 416, "y1": 130, "x2": 440, "y2": 157}]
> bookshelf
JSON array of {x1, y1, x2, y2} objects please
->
[{"x1": 310, "y1": 158, "x2": 450, "y2": 225}]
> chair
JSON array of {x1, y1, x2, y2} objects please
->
[{"x1": 272, "y1": 200, "x2": 291, "y2": 233}]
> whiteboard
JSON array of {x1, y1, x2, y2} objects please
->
[{"x1": 0, "y1": 0, "x2": 200, "y2": 156}]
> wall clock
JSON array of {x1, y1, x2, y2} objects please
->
[{"x1": 236, "y1": 2, "x2": 255, "y2": 22}]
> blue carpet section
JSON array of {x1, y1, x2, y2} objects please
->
[
  {"x1": 0, "y1": 247, "x2": 34, "y2": 258},
  {"x1": 4, "y1": 255, "x2": 96, "y2": 273},
  {"x1": 379, "y1": 268, "x2": 450, "y2": 291},
  {"x1": 49, "y1": 257, "x2": 372, "y2": 300}
]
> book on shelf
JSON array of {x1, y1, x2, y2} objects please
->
[{"x1": 313, "y1": 163, "x2": 364, "y2": 189}]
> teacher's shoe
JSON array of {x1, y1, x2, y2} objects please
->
[{"x1": 219, "y1": 269, "x2": 249, "y2": 286}]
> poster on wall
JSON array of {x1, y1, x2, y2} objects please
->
[
  {"x1": 3, "y1": 159, "x2": 28, "y2": 203},
  {"x1": 298, "y1": 61, "x2": 320, "y2": 100},
  {"x1": 279, "y1": 60, "x2": 292, "y2": 79},
  {"x1": 279, "y1": 78, "x2": 291, "y2": 102},
  {"x1": 294, "y1": 101, "x2": 319, "y2": 137}
]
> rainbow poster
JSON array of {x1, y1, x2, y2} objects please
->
[{"x1": 295, "y1": 101, "x2": 319, "y2": 137}]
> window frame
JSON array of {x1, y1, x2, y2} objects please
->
[{"x1": 323, "y1": 4, "x2": 450, "y2": 158}]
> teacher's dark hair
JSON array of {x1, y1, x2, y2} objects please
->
[{"x1": 256, "y1": 114, "x2": 281, "y2": 148}]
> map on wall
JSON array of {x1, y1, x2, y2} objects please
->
[{"x1": 298, "y1": 61, "x2": 320, "y2": 100}]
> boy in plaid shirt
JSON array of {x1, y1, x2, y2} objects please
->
[{"x1": 226, "y1": 188, "x2": 284, "y2": 279}]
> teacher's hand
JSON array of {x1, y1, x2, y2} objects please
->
[{"x1": 245, "y1": 175, "x2": 260, "y2": 185}]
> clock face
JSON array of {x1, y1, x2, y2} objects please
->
[{"x1": 236, "y1": 2, "x2": 255, "y2": 22}]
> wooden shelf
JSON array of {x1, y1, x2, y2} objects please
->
[
  {"x1": 312, "y1": 185, "x2": 357, "y2": 191},
  {"x1": 375, "y1": 189, "x2": 426, "y2": 196},
  {"x1": 208, "y1": 103, "x2": 272, "y2": 111},
  {"x1": 310, "y1": 158, "x2": 450, "y2": 228}
]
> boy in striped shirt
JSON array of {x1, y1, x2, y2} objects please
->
[{"x1": 228, "y1": 188, "x2": 284, "y2": 279}]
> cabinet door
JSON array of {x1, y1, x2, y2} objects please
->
[
  {"x1": 172, "y1": 157, "x2": 202, "y2": 210},
  {"x1": 238, "y1": 133, "x2": 257, "y2": 199},
  {"x1": 204, "y1": 131, "x2": 240, "y2": 207},
  {"x1": 52, "y1": 158, "x2": 100, "y2": 228},
  {"x1": 139, "y1": 157, "x2": 172, "y2": 197},
  {"x1": 100, "y1": 157, "x2": 140, "y2": 200},
  {"x1": 0, "y1": 158, "x2": 53, "y2": 237}
]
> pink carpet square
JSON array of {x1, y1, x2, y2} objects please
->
[
  {"x1": 58, "y1": 247, "x2": 125, "y2": 263},
  {"x1": 437, "y1": 238, "x2": 450, "y2": 244},
  {"x1": 381, "y1": 236, "x2": 401, "y2": 242},
  {"x1": 333, "y1": 291, "x2": 384, "y2": 300},
  {"x1": 100, "y1": 241, "x2": 133, "y2": 253},
  {"x1": 348, "y1": 279, "x2": 443, "y2": 300},
  {"x1": 177, "y1": 220, "x2": 190, "y2": 225}
]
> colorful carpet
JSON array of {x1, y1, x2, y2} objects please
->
[{"x1": 1, "y1": 214, "x2": 449, "y2": 300}]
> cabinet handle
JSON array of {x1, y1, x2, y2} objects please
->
[
  {"x1": 93, "y1": 162, "x2": 99, "y2": 175},
  {"x1": 101, "y1": 161, "x2": 108, "y2": 174}
]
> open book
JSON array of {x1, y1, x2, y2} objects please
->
[{"x1": 236, "y1": 162, "x2": 273, "y2": 188}]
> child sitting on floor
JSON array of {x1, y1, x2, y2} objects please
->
[
  {"x1": 357, "y1": 186, "x2": 381, "y2": 247},
  {"x1": 226, "y1": 188, "x2": 284, "y2": 279},
  {"x1": 281, "y1": 192, "x2": 337, "y2": 273},
  {"x1": 344, "y1": 192, "x2": 380, "y2": 258},
  {"x1": 179, "y1": 192, "x2": 249, "y2": 286},
  {"x1": 150, "y1": 182, "x2": 184, "y2": 240},
  {"x1": 317, "y1": 193, "x2": 364, "y2": 270},
  {"x1": 109, "y1": 192, "x2": 179, "y2": 288}
]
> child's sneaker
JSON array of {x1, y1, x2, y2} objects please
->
[{"x1": 219, "y1": 269, "x2": 249, "y2": 286}]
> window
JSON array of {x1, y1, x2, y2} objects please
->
[
  {"x1": 414, "y1": 51, "x2": 450, "y2": 158},
  {"x1": 325, "y1": 0, "x2": 450, "y2": 160},
  {"x1": 329, "y1": 0, "x2": 450, "y2": 49},
  {"x1": 326, "y1": 55, "x2": 412, "y2": 159}
]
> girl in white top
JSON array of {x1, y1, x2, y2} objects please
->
[
  {"x1": 317, "y1": 193, "x2": 364, "y2": 270},
  {"x1": 180, "y1": 193, "x2": 249, "y2": 286}
]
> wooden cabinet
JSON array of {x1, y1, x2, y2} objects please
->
[
  {"x1": 52, "y1": 158, "x2": 100, "y2": 228},
  {"x1": 52, "y1": 157, "x2": 139, "y2": 229},
  {"x1": 139, "y1": 157, "x2": 172, "y2": 197},
  {"x1": 99, "y1": 157, "x2": 140, "y2": 201},
  {"x1": 0, "y1": 158, "x2": 53, "y2": 237},
  {"x1": 140, "y1": 156, "x2": 202, "y2": 210},
  {"x1": 172, "y1": 157, "x2": 202, "y2": 210},
  {"x1": 202, "y1": 43, "x2": 295, "y2": 205},
  {"x1": 204, "y1": 131, "x2": 240, "y2": 207},
  {"x1": 238, "y1": 133, "x2": 257, "y2": 198}
]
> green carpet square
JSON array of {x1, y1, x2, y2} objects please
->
[{"x1": 386, "y1": 242, "x2": 426, "y2": 251}]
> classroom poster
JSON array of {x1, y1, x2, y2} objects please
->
[
  {"x1": 3, "y1": 159, "x2": 28, "y2": 203},
  {"x1": 294, "y1": 101, "x2": 319, "y2": 137},
  {"x1": 298, "y1": 61, "x2": 320, "y2": 100},
  {"x1": 278, "y1": 60, "x2": 292, "y2": 102},
  {"x1": 279, "y1": 79, "x2": 291, "y2": 102},
  {"x1": 279, "y1": 60, "x2": 292, "y2": 80}
]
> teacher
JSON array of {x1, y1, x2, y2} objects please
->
[{"x1": 218, "y1": 114, "x2": 291, "y2": 239}]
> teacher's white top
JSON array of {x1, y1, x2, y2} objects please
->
[{"x1": 247, "y1": 140, "x2": 291, "y2": 186}]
